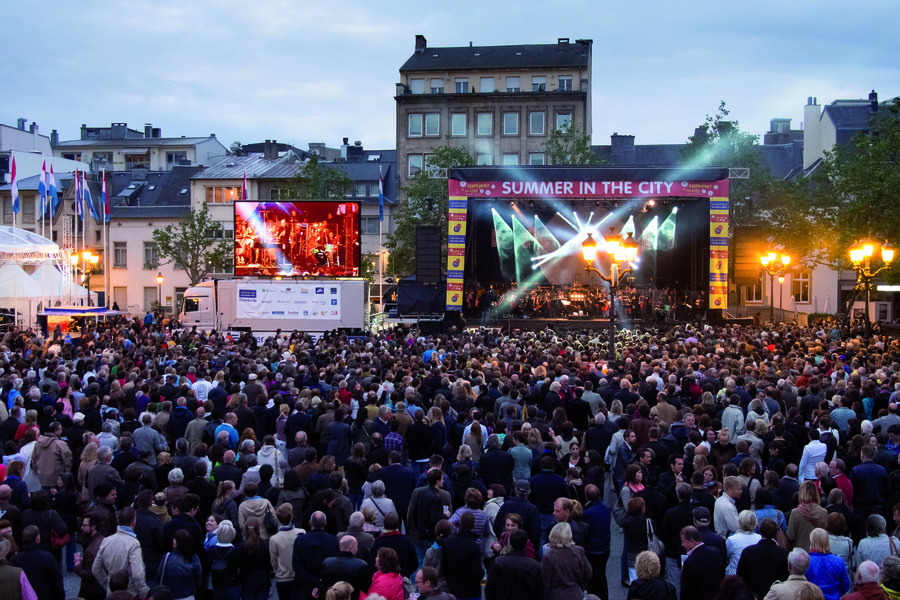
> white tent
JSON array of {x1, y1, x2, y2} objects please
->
[
  {"x1": 30, "y1": 263, "x2": 93, "y2": 301},
  {"x1": 0, "y1": 227, "x2": 64, "y2": 262},
  {"x1": 0, "y1": 263, "x2": 43, "y2": 323}
]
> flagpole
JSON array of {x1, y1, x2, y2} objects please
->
[
  {"x1": 378, "y1": 166, "x2": 384, "y2": 314},
  {"x1": 82, "y1": 172, "x2": 87, "y2": 306},
  {"x1": 102, "y1": 170, "x2": 108, "y2": 307}
]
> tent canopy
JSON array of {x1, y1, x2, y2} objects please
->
[
  {"x1": 0, "y1": 263, "x2": 43, "y2": 297},
  {"x1": 0, "y1": 227, "x2": 64, "y2": 263},
  {"x1": 30, "y1": 263, "x2": 93, "y2": 297}
]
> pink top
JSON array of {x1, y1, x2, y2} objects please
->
[{"x1": 365, "y1": 571, "x2": 404, "y2": 600}]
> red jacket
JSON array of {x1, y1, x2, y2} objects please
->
[{"x1": 842, "y1": 582, "x2": 888, "y2": 600}]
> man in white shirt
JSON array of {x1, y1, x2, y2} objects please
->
[
  {"x1": 714, "y1": 477, "x2": 742, "y2": 537},
  {"x1": 798, "y1": 428, "x2": 828, "y2": 481}
]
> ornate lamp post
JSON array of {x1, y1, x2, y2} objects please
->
[
  {"x1": 71, "y1": 250, "x2": 100, "y2": 306},
  {"x1": 849, "y1": 240, "x2": 894, "y2": 338},
  {"x1": 582, "y1": 228, "x2": 638, "y2": 360},
  {"x1": 760, "y1": 251, "x2": 791, "y2": 322}
]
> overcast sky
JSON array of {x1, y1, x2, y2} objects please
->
[{"x1": 3, "y1": 0, "x2": 897, "y2": 153}]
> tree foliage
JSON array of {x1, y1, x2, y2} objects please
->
[
  {"x1": 385, "y1": 145, "x2": 475, "y2": 277},
  {"x1": 543, "y1": 122, "x2": 603, "y2": 165},
  {"x1": 152, "y1": 202, "x2": 232, "y2": 286},
  {"x1": 290, "y1": 155, "x2": 352, "y2": 199},
  {"x1": 683, "y1": 101, "x2": 776, "y2": 225}
]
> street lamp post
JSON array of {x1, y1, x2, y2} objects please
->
[
  {"x1": 582, "y1": 228, "x2": 638, "y2": 361},
  {"x1": 72, "y1": 250, "x2": 100, "y2": 306},
  {"x1": 760, "y1": 251, "x2": 791, "y2": 323},
  {"x1": 849, "y1": 240, "x2": 894, "y2": 339},
  {"x1": 156, "y1": 272, "x2": 164, "y2": 312}
]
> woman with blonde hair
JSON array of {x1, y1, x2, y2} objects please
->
[
  {"x1": 77, "y1": 442, "x2": 99, "y2": 503},
  {"x1": 726, "y1": 510, "x2": 761, "y2": 574},
  {"x1": 541, "y1": 522, "x2": 592, "y2": 600},
  {"x1": 806, "y1": 527, "x2": 850, "y2": 600},
  {"x1": 787, "y1": 480, "x2": 828, "y2": 551},
  {"x1": 626, "y1": 551, "x2": 676, "y2": 600},
  {"x1": 464, "y1": 421, "x2": 484, "y2": 461}
]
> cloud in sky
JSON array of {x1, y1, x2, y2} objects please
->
[{"x1": 2, "y1": 0, "x2": 897, "y2": 151}]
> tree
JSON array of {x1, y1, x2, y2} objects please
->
[
  {"x1": 819, "y1": 97, "x2": 900, "y2": 273},
  {"x1": 152, "y1": 202, "x2": 232, "y2": 286},
  {"x1": 385, "y1": 145, "x2": 474, "y2": 277},
  {"x1": 289, "y1": 155, "x2": 352, "y2": 199},
  {"x1": 683, "y1": 101, "x2": 776, "y2": 225},
  {"x1": 543, "y1": 122, "x2": 603, "y2": 165}
]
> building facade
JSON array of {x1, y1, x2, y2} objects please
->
[{"x1": 396, "y1": 35, "x2": 592, "y2": 188}]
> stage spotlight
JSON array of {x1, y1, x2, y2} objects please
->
[
  {"x1": 642, "y1": 199, "x2": 656, "y2": 213},
  {"x1": 672, "y1": 206, "x2": 678, "y2": 214}
]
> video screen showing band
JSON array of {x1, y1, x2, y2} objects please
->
[{"x1": 234, "y1": 201, "x2": 360, "y2": 277}]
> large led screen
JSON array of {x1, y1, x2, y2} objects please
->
[{"x1": 234, "y1": 201, "x2": 360, "y2": 277}]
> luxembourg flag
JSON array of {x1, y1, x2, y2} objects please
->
[
  {"x1": 378, "y1": 166, "x2": 384, "y2": 222},
  {"x1": 85, "y1": 171, "x2": 101, "y2": 222},
  {"x1": 74, "y1": 168, "x2": 83, "y2": 220},
  {"x1": 102, "y1": 170, "x2": 109, "y2": 223},
  {"x1": 242, "y1": 170, "x2": 248, "y2": 200},
  {"x1": 48, "y1": 162, "x2": 59, "y2": 217},
  {"x1": 38, "y1": 159, "x2": 48, "y2": 214},
  {"x1": 9, "y1": 153, "x2": 19, "y2": 215}
]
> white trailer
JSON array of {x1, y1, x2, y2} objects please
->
[{"x1": 179, "y1": 278, "x2": 369, "y2": 342}]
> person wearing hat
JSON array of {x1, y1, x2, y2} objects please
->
[
  {"x1": 691, "y1": 506, "x2": 726, "y2": 556},
  {"x1": 0, "y1": 537, "x2": 38, "y2": 598},
  {"x1": 493, "y1": 479, "x2": 542, "y2": 552}
]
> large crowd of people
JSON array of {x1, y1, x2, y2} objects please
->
[{"x1": 0, "y1": 313, "x2": 899, "y2": 600}]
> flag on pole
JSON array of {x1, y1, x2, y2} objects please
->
[
  {"x1": 242, "y1": 170, "x2": 248, "y2": 200},
  {"x1": 10, "y1": 154, "x2": 19, "y2": 215},
  {"x1": 378, "y1": 166, "x2": 384, "y2": 222},
  {"x1": 85, "y1": 171, "x2": 101, "y2": 222},
  {"x1": 74, "y1": 168, "x2": 83, "y2": 220},
  {"x1": 102, "y1": 170, "x2": 109, "y2": 223},
  {"x1": 48, "y1": 162, "x2": 59, "y2": 217},
  {"x1": 38, "y1": 160, "x2": 48, "y2": 214}
]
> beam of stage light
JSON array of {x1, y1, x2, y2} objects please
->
[
  {"x1": 639, "y1": 215, "x2": 659, "y2": 251},
  {"x1": 622, "y1": 215, "x2": 636, "y2": 238},
  {"x1": 511, "y1": 216, "x2": 540, "y2": 283},
  {"x1": 659, "y1": 209, "x2": 677, "y2": 250},
  {"x1": 491, "y1": 208, "x2": 516, "y2": 281},
  {"x1": 531, "y1": 211, "x2": 615, "y2": 268}
]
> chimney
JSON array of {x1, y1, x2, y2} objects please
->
[
  {"x1": 558, "y1": 37, "x2": 570, "y2": 45},
  {"x1": 693, "y1": 127, "x2": 708, "y2": 144},
  {"x1": 870, "y1": 90, "x2": 878, "y2": 113},
  {"x1": 51, "y1": 129, "x2": 59, "y2": 146},
  {"x1": 16, "y1": 118, "x2": 26, "y2": 131},
  {"x1": 415, "y1": 34, "x2": 427, "y2": 54},
  {"x1": 153, "y1": 128, "x2": 161, "y2": 138},
  {"x1": 28, "y1": 122, "x2": 38, "y2": 136},
  {"x1": 144, "y1": 123, "x2": 153, "y2": 138},
  {"x1": 264, "y1": 140, "x2": 278, "y2": 160},
  {"x1": 81, "y1": 124, "x2": 88, "y2": 140},
  {"x1": 610, "y1": 134, "x2": 635, "y2": 156},
  {"x1": 341, "y1": 138, "x2": 350, "y2": 161}
]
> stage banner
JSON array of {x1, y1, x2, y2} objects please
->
[
  {"x1": 446, "y1": 196, "x2": 468, "y2": 311},
  {"x1": 709, "y1": 197, "x2": 729, "y2": 309},
  {"x1": 236, "y1": 281, "x2": 342, "y2": 320}
]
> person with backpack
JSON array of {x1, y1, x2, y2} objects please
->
[{"x1": 207, "y1": 520, "x2": 242, "y2": 600}]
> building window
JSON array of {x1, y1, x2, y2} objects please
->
[
  {"x1": 356, "y1": 183, "x2": 369, "y2": 197},
  {"x1": 22, "y1": 197, "x2": 35, "y2": 223},
  {"x1": 410, "y1": 79, "x2": 425, "y2": 94},
  {"x1": 532, "y1": 76, "x2": 546, "y2": 92},
  {"x1": 556, "y1": 112, "x2": 572, "y2": 130},
  {"x1": 529, "y1": 111, "x2": 546, "y2": 135},
  {"x1": 408, "y1": 113, "x2": 423, "y2": 137},
  {"x1": 361, "y1": 217, "x2": 380, "y2": 234},
  {"x1": 480, "y1": 77, "x2": 494, "y2": 93},
  {"x1": 558, "y1": 76, "x2": 573, "y2": 91},
  {"x1": 451, "y1": 113, "x2": 467, "y2": 136},
  {"x1": 205, "y1": 186, "x2": 240, "y2": 204},
  {"x1": 424, "y1": 154, "x2": 441, "y2": 177},
  {"x1": 113, "y1": 242, "x2": 127, "y2": 268},
  {"x1": 408, "y1": 155, "x2": 423, "y2": 177},
  {"x1": 503, "y1": 112, "x2": 518, "y2": 135},
  {"x1": 792, "y1": 270, "x2": 811, "y2": 303},
  {"x1": 529, "y1": 153, "x2": 545, "y2": 165},
  {"x1": 477, "y1": 113, "x2": 493, "y2": 136},
  {"x1": 502, "y1": 153, "x2": 519, "y2": 166},
  {"x1": 166, "y1": 151, "x2": 187, "y2": 167},
  {"x1": 745, "y1": 274, "x2": 763, "y2": 302},
  {"x1": 506, "y1": 77, "x2": 520, "y2": 92},
  {"x1": 425, "y1": 113, "x2": 440, "y2": 136},
  {"x1": 476, "y1": 153, "x2": 492, "y2": 165},
  {"x1": 430, "y1": 78, "x2": 444, "y2": 94},
  {"x1": 269, "y1": 188, "x2": 292, "y2": 200},
  {"x1": 143, "y1": 242, "x2": 158, "y2": 269},
  {"x1": 455, "y1": 78, "x2": 469, "y2": 93}
]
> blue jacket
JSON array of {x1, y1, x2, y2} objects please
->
[
  {"x1": 581, "y1": 499, "x2": 611, "y2": 554},
  {"x1": 806, "y1": 552, "x2": 850, "y2": 600},
  {"x1": 159, "y1": 551, "x2": 203, "y2": 599},
  {"x1": 850, "y1": 461, "x2": 890, "y2": 506},
  {"x1": 529, "y1": 470, "x2": 568, "y2": 514}
]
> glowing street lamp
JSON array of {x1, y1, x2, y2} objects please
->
[
  {"x1": 760, "y1": 250, "x2": 792, "y2": 322},
  {"x1": 849, "y1": 239, "x2": 894, "y2": 338}
]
